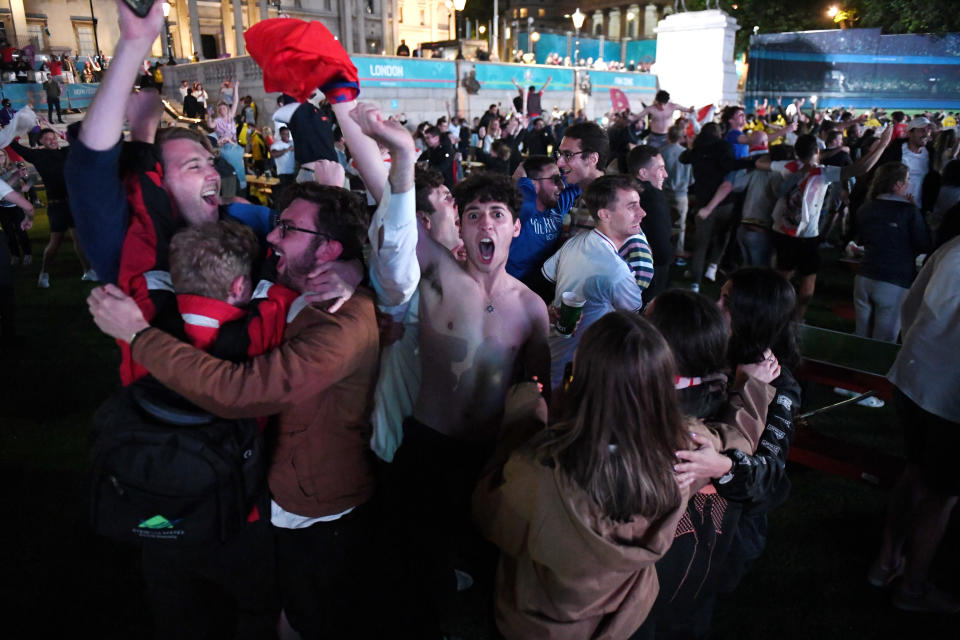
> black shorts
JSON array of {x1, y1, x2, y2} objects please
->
[
  {"x1": 46, "y1": 201, "x2": 75, "y2": 233},
  {"x1": 772, "y1": 233, "x2": 820, "y2": 276},
  {"x1": 895, "y1": 387, "x2": 960, "y2": 495}
]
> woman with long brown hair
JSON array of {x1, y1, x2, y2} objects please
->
[{"x1": 474, "y1": 311, "x2": 707, "y2": 639}]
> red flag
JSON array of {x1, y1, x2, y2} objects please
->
[
  {"x1": 244, "y1": 19, "x2": 359, "y2": 103},
  {"x1": 686, "y1": 104, "x2": 715, "y2": 138},
  {"x1": 610, "y1": 88, "x2": 630, "y2": 113}
]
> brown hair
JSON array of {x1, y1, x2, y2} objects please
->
[
  {"x1": 868, "y1": 161, "x2": 909, "y2": 200},
  {"x1": 561, "y1": 121, "x2": 610, "y2": 169},
  {"x1": 169, "y1": 220, "x2": 259, "y2": 301},
  {"x1": 156, "y1": 126, "x2": 215, "y2": 169},
  {"x1": 532, "y1": 311, "x2": 688, "y2": 521},
  {"x1": 582, "y1": 174, "x2": 638, "y2": 221},
  {"x1": 414, "y1": 166, "x2": 446, "y2": 215}
]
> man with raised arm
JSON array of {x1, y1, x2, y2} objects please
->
[
  {"x1": 346, "y1": 103, "x2": 469, "y2": 463},
  {"x1": 390, "y1": 169, "x2": 551, "y2": 635},
  {"x1": 636, "y1": 90, "x2": 695, "y2": 149},
  {"x1": 65, "y1": 2, "x2": 357, "y2": 385}
]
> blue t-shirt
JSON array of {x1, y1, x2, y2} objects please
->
[
  {"x1": 506, "y1": 177, "x2": 581, "y2": 281},
  {"x1": 725, "y1": 128, "x2": 748, "y2": 159}
]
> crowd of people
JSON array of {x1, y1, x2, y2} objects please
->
[
  {"x1": 1, "y1": 1, "x2": 959, "y2": 638},
  {"x1": 393, "y1": 37, "x2": 652, "y2": 72},
  {"x1": 0, "y1": 42, "x2": 107, "y2": 85}
]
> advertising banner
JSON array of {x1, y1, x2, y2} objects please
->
[
  {"x1": 745, "y1": 29, "x2": 960, "y2": 110},
  {"x1": 0, "y1": 83, "x2": 100, "y2": 111},
  {"x1": 352, "y1": 55, "x2": 457, "y2": 89}
]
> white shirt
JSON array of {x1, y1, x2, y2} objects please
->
[
  {"x1": 366, "y1": 184, "x2": 421, "y2": 462},
  {"x1": 770, "y1": 160, "x2": 842, "y2": 238},
  {"x1": 888, "y1": 235, "x2": 960, "y2": 423},
  {"x1": 900, "y1": 144, "x2": 929, "y2": 205},
  {"x1": 542, "y1": 229, "x2": 645, "y2": 387},
  {"x1": 270, "y1": 139, "x2": 295, "y2": 176}
]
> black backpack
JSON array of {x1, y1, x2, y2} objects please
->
[{"x1": 89, "y1": 382, "x2": 266, "y2": 546}]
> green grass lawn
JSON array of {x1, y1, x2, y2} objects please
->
[{"x1": 1, "y1": 217, "x2": 956, "y2": 637}]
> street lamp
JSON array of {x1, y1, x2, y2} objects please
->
[
  {"x1": 87, "y1": 0, "x2": 101, "y2": 62},
  {"x1": 571, "y1": 8, "x2": 585, "y2": 66},
  {"x1": 526, "y1": 16, "x2": 534, "y2": 54},
  {"x1": 453, "y1": 0, "x2": 466, "y2": 40},
  {"x1": 161, "y1": 1, "x2": 176, "y2": 64}
]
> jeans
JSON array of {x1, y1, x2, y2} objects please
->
[
  {"x1": 854, "y1": 275, "x2": 909, "y2": 343},
  {"x1": 47, "y1": 97, "x2": 62, "y2": 122},
  {"x1": 737, "y1": 224, "x2": 772, "y2": 267},
  {"x1": 690, "y1": 202, "x2": 736, "y2": 285},
  {"x1": 665, "y1": 190, "x2": 689, "y2": 253}
]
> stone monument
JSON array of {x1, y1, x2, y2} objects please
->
[{"x1": 652, "y1": 9, "x2": 740, "y2": 108}]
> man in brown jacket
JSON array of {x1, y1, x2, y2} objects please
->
[{"x1": 88, "y1": 183, "x2": 380, "y2": 638}]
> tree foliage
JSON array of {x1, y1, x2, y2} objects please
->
[{"x1": 848, "y1": 0, "x2": 960, "y2": 35}]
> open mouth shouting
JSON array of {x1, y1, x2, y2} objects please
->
[
  {"x1": 201, "y1": 184, "x2": 219, "y2": 207},
  {"x1": 273, "y1": 247, "x2": 286, "y2": 272},
  {"x1": 478, "y1": 237, "x2": 495, "y2": 264}
]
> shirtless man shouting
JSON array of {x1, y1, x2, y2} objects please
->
[
  {"x1": 637, "y1": 89, "x2": 695, "y2": 149},
  {"x1": 390, "y1": 169, "x2": 551, "y2": 635}
]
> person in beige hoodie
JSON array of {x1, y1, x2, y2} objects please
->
[{"x1": 474, "y1": 311, "x2": 773, "y2": 640}]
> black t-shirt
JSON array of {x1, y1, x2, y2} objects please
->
[
  {"x1": 289, "y1": 102, "x2": 337, "y2": 165},
  {"x1": 639, "y1": 181, "x2": 675, "y2": 267},
  {"x1": 526, "y1": 90, "x2": 543, "y2": 117}
]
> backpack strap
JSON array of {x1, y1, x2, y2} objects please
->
[{"x1": 131, "y1": 383, "x2": 215, "y2": 426}]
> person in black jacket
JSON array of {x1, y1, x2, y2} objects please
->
[
  {"x1": 628, "y1": 145, "x2": 674, "y2": 300},
  {"x1": 182, "y1": 86, "x2": 202, "y2": 120},
  {"x1": 417, "y1": 125, "x2": 456, "y2": 189},
  {"x1": 525, "y1": 117, "x2": 555, "y2": 157},
  {"x1": 854, "y1": 162, "x2": 931, "y2": 342}
]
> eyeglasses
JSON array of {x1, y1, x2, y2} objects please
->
[
  {"x1": 556, "y1": 150, "x2": 587, "y2": 161},
  {"x1": 531, "y1": 175, "x2": 565, "y2": 186},
  {"x1": 273, "y1": 216, "x2": 328, "y2": 240}
]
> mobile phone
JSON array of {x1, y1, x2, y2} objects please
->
[{"x1": 122, "y1": 0, "x2": 156, "y2": 18}]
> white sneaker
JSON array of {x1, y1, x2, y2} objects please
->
[
  {"x1": 10, "y1": 256, "x2": 19, "y2": 266},
  {"x1": 22, "y1": 255, "x2": 32, "y2": 266},
  {"x1": 844, "y1": 241, "x2": 864, "y2": 259},
  {"x1": 37, "y1": 272, "x2": 50, "y2": 288},
  {"x1": 705, "y1": 263, "x2": 718, "y2": 282},
  {"x1": 81, "y1": 269, "x2": 99, "y2": 282},
  {"x1": 689, "y1": 283, "x2": 700, "y2": 293}
]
